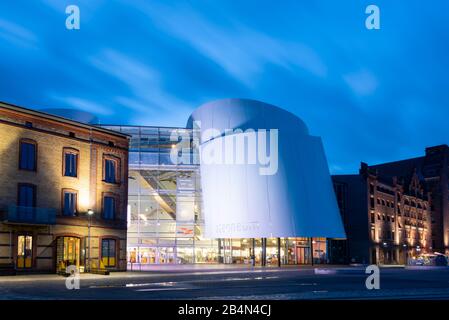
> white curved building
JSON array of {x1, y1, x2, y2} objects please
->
[
  {"x1": 188, "y1": 99, "x2": 345, "y2": 239},
  {"x1": 104, "y1": 98, "x2": 346, "y2": 267}
]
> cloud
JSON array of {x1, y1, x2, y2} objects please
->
[
  {"x1": 89, "y1": 49, "x2": 194, "y2": 116},
  {"x1": 343, "y1": 69, "x2": 378, "y2": 96},
  {"x1": 49, "y1": 95, "x2": 113, "y2": 115},
  {"x1": 134, "y1": 3, "x2": 327, "y2": 86},
  {"x1": 0, "y1": 18, "x2": 38, "y2": 48},
  {"x1": 89, "y1": 49, "x2": 159, "y2": 96}
]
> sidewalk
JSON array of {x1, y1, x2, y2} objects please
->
[
  {"x1": 126, "y1": 263, "x2": 317, "y2": 272},
  {"x1": 0, "y1": 264, "x2": 333, "y2": 282},
  {"x1": 2, "y1": 264, "x2": 436, "y2": 282}
]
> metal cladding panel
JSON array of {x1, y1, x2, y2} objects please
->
[{"x1": 189, "y1": 98, "x2": 346, "y2": 239}]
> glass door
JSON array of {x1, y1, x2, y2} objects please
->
[
  {"x1": 64, "y1": 237, "x2": 80, "y2": 268},
  {"x1": 17, "y1": 235, "x2": 33, "y2": 269},
  {"x1": 296, "y1": 247, "x2": 311, "y2": 264},
  {"x1": 158, "y1": 247, "x2": 175, "y2": 263},
  {"x1": 56, "y1": 237, "x2": 80, "y2": 272}
]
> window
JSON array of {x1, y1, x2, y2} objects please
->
[
  {"x1": 104, "y1": 157, "x2": 118, "y2": 183},
  {"x1": 62, "y1": 190, "x2": 77, "y2": 216},
  {"x1": 103, "y1": 196, "x2": 116, "y2": 220},
  {"x1": 19, "y1": 140, "x2": 37, "y2": 171},
  {"x1": 101, "y1": 239, "x2": 116, "y2": 267},
  {"x1": 63, "y1": 148, "x2": 78, "y2": 177},
  {"x1": 18, "y1": 184, "x2": 36, "y2": 207}
]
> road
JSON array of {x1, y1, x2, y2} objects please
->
[{"x1": 1, "y1": 265, "x2": 449, "y2": 299}]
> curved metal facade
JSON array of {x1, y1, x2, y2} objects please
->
[{"x1": 188, "y1": 98, "x2": 346, "y2": 239}]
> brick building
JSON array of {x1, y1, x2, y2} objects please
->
[
  {"x1": 369, "y1": 145, "x2": 449, "y2": 255},
  {"x1": 333, "y1": 162, "x2": 431, "y2": 265},
  {"x1": 332, "y1": 145, "x2": 449, "y2": 265},
  {"x1": 0, "y1": 101, "x2": 129, "y2": 273}
]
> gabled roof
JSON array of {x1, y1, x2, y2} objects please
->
[{"x1": 0, "y1": 100, "x2": 130, "y2": 139}]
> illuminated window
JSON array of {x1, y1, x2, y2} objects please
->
[{"x1": 19, "y1": 140, "x2": 37, "y2": 171}]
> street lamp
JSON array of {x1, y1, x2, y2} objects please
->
[{"x1": 86, "y1": 209, "x2": 94, "y2": 272}]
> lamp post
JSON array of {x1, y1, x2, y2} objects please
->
[
  {"x1": 86, "y1": 209, "x2": 94, "y2": 272},
  {"x1": 403, "y1": 243, "x2": 408, "y2": 265}
]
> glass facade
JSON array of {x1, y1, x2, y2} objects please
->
[{"x1": 101, "y1": 125, "x2": 328, "y2": 267}]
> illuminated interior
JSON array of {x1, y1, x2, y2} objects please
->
[{"x1": 102, "y1": 125, "x2": 330, "y2": 266}]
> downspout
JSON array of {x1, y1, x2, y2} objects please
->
[{"x1": 10, "y1": 230, "x2": 12, "y2": 264}]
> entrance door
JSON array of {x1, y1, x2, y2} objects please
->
[
  {"x1": 56, "y1": 237, "x2": 80, "y2": 272},
  {"x1": 296, "y1": 247, "x2": 311, "y2": 264},
  {"x1": 17, "y1": 235, "x2": 33, "y2": 269},
  {"x1": 158, "y1": 247, "x2": 175, "y2": 263}
]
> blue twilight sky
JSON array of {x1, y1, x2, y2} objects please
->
[{"x1": 1, "y1": 1, "x2": 448, "y2": 174}]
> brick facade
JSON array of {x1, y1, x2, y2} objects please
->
[
  {"x1": 0, "y1": 101, "x2": 129, "y2": 273},
  {"x1": 333, "y1": 154, "x2": 441, "y2": 265}
]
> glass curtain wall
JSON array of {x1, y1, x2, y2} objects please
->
[
  {"x1": 105, "y1": 126, "x2": 218, "y2": 268},
  {"x1": 102, "y1": 126, "x2": 328, "y2": 267}
]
